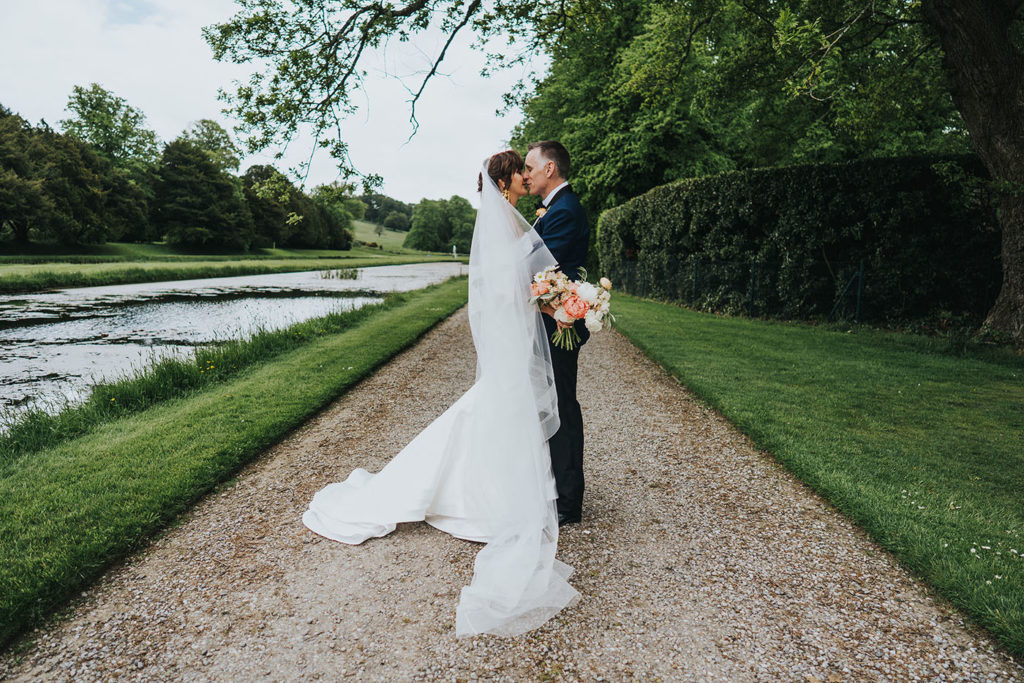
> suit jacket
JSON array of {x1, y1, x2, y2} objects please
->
[{"x1": 535, "y1": 185, "x2": 591, "y2": 346}]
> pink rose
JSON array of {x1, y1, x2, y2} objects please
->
[
  {"x1": 531, "y1": 281, "x2": 550, "y2": 296},
  {"x1": 562, "y1": 295, "x2": 590, "y2": 319}
]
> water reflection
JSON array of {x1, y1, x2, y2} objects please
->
[
  {"x1": 0, "y1": 262, "x2": 466, "y2": 421},
  {"x1": 0, "y1": 262, "x2": 466, "y2": 326}
]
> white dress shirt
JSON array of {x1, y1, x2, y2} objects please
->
[{"x1": 542, "y1": 181, "x2": 569, "y2": 208}]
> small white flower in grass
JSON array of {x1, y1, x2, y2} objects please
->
[
  {"x1": 986, "y1": 580, "x2": 992, "y2": 585},
  {"x1": 971, "y1": 548, "x2": 977, "y2": 553},
  {"x1": 943, "y1": 543, "x2": 949, "y2": 547},
  {"x1": 995, "y1": 575, "x2": 1003, "y2": 580},
  {"x1": 981, "y1": 545, "x2": 991, "y2": 550}
]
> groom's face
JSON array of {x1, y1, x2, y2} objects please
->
[{"x1": 524, "y1": 149, "x2": 554, "y2": 198}]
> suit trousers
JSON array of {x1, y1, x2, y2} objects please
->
[{"x1": 548, "y1": 341, "x2": 585, "y2": 518}]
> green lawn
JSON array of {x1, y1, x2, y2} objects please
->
[
  {"x1": 0, "y1": 277, "x2": 468, "y2": 647},
  {"x1": 350, "y1": 219, "x2": 418, "y2": 252},
  {"x1": 614, "y1": 293, "x2": 1024, "y2": 659}
]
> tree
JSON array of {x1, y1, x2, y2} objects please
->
[
  {"x1": 307, "y1": 181, "x2": 358, "y2": 249},
  {"x1": 35, "y1": 127, "x2": 109, "y2": 245},
  {"x1": 0, "y1": 107, "x2": 51, "y2": 243},
  {"x1": 403, "y1": 196, "x2": 475, "y2": 252},
  {"x1": 511, "y1": 0, "x2": 970, "y2": 218},
  {"x1": 919, "y1": 0, "x2": 1024, "y2": 336},
  {"x1": 445, "y1": 195, "x2": 475, "y2": 254},
  {"x1": 154, "y1": 140, "x2": 253, "y2": 250},
  {"x1": 178, "y1": 119, "x2": 242, "y2": 173},
  {"x1": 59, "y1": 84, "x2": 159, "y2": 241},
  {"x1": 360, "y1": 193, "x2": 412, "y2": 226},
  {"x1": 59, "y1": 83, "x2": 159, "y2": 174},
  {"x1": 383, "y1": 210, "x2": 410, "y2": 232},
  {"x1": 241, "y1": 165, "x2": 292, "y2": 248},
  {"x1": 206, "y1": 0, "x2": 1024, "y2": 339},
  {"x1": 102, "y1": 167, "x2": 152, "y2": 242}
]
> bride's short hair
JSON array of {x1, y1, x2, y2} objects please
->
[{"x1": 478, "y1": 150, "x2": 523, "y2": 192}]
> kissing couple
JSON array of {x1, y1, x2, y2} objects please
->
[{"x1": 302, "y1": 141, "x2": 591, "y2": 637}]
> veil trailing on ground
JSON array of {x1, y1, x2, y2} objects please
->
[
  {"x1": 301, "y1": 160, "x2": 578, "y2": 637},
  {"x1": 452, "y1": 163, "x2": 578, "y2": 636}
]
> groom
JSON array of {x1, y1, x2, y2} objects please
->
[{"x1": 524, "y1": 140, "x2": 590, "y2": 526}]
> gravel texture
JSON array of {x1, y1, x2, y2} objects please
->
[{"x1": 2, "y1": 306, "x2": 1021, "y2": 681}]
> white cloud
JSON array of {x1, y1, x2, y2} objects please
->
[{"x1": 0, "y1": 1, "x2": 545, "y2": 205}]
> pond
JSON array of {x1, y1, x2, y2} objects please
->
[{"x1": 0, "y1": 262, "x2": 466, "y2": 423}]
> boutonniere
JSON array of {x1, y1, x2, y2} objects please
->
[{"x1": 535, "y1": 207, "x2": 547, "y2": 218}]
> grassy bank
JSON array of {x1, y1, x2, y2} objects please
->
[
  {"x1": 0, "y1": 277, "x2": 468, "y2": 647},
  {"x1": 0, "y1": 242, "x2": 377, "y2": 263},
  {"x1": 613, "y1": 294, "x2": 1024, "y2": 658},
  {"x1": 1, "y1": 295, "x2": 390, "y2": 465},
  {"x1": 0, "y1": 251, "x2": 465, "y2": 294}
]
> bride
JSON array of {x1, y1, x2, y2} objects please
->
[{"x1": 302, "y1": 150, "x2": 580, "y2": 637}]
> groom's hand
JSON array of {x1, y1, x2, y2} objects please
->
[{"x1": 541, "y1": 304, "x2": 573, "y2": 331}]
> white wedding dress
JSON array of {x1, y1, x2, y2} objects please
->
[{"x1": 302, "y1": 163, "x2": 579, "y2": 637}]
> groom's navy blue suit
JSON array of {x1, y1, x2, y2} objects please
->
[{"x1": 535, "y1": 185, "x2": 589, "y2": 521}]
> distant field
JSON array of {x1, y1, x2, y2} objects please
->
[{"x1": 350, "y1": 220, "x2": 415, "y2": 252}]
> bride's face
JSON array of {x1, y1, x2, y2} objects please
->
[{"x1": 502, "y1": 171, "x2": 527, "y2": 198}]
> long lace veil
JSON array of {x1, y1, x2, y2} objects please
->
[{"x1": 454, "y1": 162, "x2": 579, "y2": 636}]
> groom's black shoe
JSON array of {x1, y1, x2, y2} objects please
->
[{"x1": 558, "y1": 512, "x2": 581, "y2": 526}]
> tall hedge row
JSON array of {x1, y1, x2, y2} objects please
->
[{"x1": 596, "y1": 155, "x2": 1000, "y2": 323}]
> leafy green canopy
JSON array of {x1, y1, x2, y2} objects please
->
[
  {"x1": 1, "y1": 105, "x2": 140, "y2": 245},
  {"x1": 512, "y1": 0, "x2": 970, "y2": 218},
  {"x1": 178, "y1": 119, "x2": 243, "y2": 173},
  {"x1": 59, "y1": 83, "x2": 160, "y2": 176},
  {"x1": 154, "y1": 140, "x2": 254, "y2": 250},
  {"x1": 403, "y1": 195, "x2": 475, "y2": 253}
]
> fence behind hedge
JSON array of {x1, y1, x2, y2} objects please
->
[{"x1": 596, "y1": 155, "x2": 1000, "y2": 324}]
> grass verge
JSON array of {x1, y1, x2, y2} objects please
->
[
  {"x1": 0, "y1": 251, "x2": 465, "y2": 294},
  {"x1": 0, "y1": 276, "x2": 468, "y2": 647},
  {"x1": 613, "y1": 293, "x2": 1024, "y2": 659},
  {"x1": 1, "y1": 295, "x2": 388, "y2": 466}
]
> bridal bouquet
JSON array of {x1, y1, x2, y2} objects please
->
[{"x1": 529, "y1": 265, "x2": 614, "y2": 350}]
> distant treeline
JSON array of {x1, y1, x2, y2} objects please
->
[
  {"x1": 0, "y1": 84, "x2": 364, "y2": 251},
  {"x1": 360, "y1": 192, "x2": 477, "y2": 255},
  {"x1": 0, "y1": 83, "x2": 480, "y2": 255},
  {"x1": 360, "y1": 193, "x2": 413, "y2": 232}
]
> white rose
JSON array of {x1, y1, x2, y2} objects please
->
[
  {"x1": 599, "y1": 277, "x2": 612, "y2": 290},
  {"x1": 554, "y1": 307, "x2": 574, "y2": 324},
  {"x1": 576, "y1": 281, "x2": 600, "y2": 304},
  {"x1": 584, "y1": 310, "x2": 602, "y2": 333}
]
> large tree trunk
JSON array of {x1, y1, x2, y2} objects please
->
[{"x1": 922, "y1": 0, "x2": 1024, "y2": 341}]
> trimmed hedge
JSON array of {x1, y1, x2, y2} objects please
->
[{"x1": 597, "y1": 156, "x2": 1000, "y2": 323}]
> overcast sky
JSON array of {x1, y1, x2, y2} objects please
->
[{"x1": 0, "y1": 0, "x2": 542, "y2": 205}]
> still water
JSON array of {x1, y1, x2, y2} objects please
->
[{"x1": 0, "y1": 263, "x2": 466, "y2": 420}]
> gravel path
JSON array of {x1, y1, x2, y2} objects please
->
[{"x1": 2, "y1": 307, "x2": 1021, "y2": 681}]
